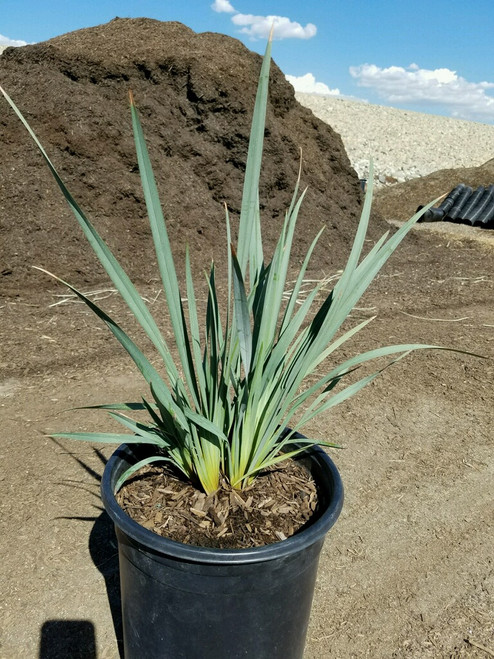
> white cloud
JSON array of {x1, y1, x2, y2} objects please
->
[
  {"x1": 350, "y1": 63, "x2": 494, "y2": 122},
  {"x1": 0, "y1": 34, "x2": 29, "y2": 48},
  {"x1": 232, "y1": 14, "x2": 316, "y2": 40},
  {"x1": 211, "y1": 0, "x2": 235, "y2": 13},
  {"x1": 286, "y1": 73, "x2": 340, "y2": 96},
  {"x1": 211, "y1": 2, "x2": 316, "y2": 40}
]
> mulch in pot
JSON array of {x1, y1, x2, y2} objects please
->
[{"x1": 117, "y1": 457, "x2": 319, "y2": 549}]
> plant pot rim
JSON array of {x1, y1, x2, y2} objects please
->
[{"x1": 101, "y1": 438, "x2": 343, "y2": 565}]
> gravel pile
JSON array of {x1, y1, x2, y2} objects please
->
[{"x1": 296, "y1": 92, "x2": 494, "y2": 186}]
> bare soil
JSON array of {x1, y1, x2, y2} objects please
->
[
  {"x1": 1, "y1": 17, "x2": 493, "y2": 659},
  {"x1": 1, "y1": 220, "x2": 492, "y2": 658}
]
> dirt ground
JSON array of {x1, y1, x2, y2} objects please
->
[{"x1": 1, "y1": 215, "x2": 493, "y2": 658}]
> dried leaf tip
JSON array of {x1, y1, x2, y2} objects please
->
[
  {"x1": 128, "y1": 89, "x2": 135, "y2": 106},
  {"x1": 269, "y1": 23, "x2": 275, "y2": 42}
]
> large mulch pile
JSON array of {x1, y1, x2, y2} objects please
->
[{"x1": 0, "y1": 17, "x2": 382, "y2": 297}]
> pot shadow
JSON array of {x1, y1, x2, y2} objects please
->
[{"x1": 49, "y1": 440, "x2": 124, "y2": 658}]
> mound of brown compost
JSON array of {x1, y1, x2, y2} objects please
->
[{"x1": 0, "y1": 17, "x2": 383, "y2": 295}]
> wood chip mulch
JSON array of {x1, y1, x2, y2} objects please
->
[{"x1": 116, "y1": 458, "x2": 319, "y2": 549}]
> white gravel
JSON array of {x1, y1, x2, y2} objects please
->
[{"x1": 295, "y1": 93, "x2": 494, "y2": 185}]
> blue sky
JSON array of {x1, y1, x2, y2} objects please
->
[{"x1": 2, "y1": 0, "x2": 494, "y2": 123}]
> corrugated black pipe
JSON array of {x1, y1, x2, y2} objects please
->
[
  {"x1": 439, "y1": 184, "x2": 467, "y2": 214},
  {"x1": 416, "y1": 183, "x2": 494, "y2": 229},
  {"x1": 470, "y1": 185, "x2": 494, "y2": 227},
  {"x1": 457, "y1": 186, "x2": 485, "y2": 221},
  {"x1": 446, "y1": 185, "x2": 473, "y2": 220},
  {"x1": 417, "y1": 184, "x2": 465, "y2": 222}
]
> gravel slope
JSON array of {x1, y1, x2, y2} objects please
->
[{"x1": 296, "y1": 92, "x2": 494, "y2": 184}]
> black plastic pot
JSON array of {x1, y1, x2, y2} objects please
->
[{"x1": 101, "y1": 440, "x2": 343, "y2": 659}]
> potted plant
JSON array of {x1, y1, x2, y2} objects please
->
[{"x1": 1, "y1": 35, "x2": 470, "y2": 659}]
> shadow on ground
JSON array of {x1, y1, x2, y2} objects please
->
[
  {"x1": 39, "y1": 620, "x2": 96, "y2": 659},
  {"x1": 38, "y1": 445, "x2": 123, "y2": 658}
]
